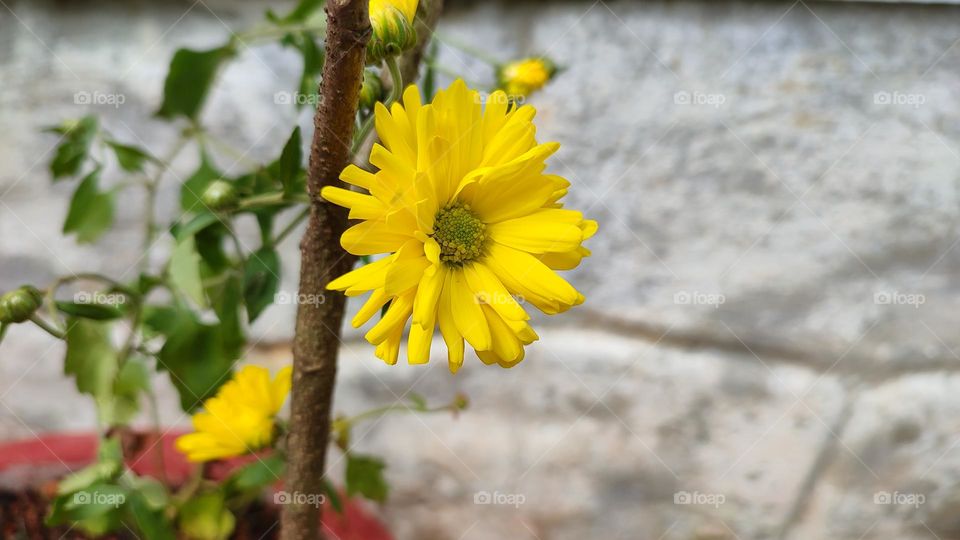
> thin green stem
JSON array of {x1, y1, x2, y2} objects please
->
[
  {"x1": 143, "y1": 136, "x2": 190, "y2": 273},
  {"x1": 235, "y1": 21, "x2": 328, "y2": 43},
  {"x1": 29, "y1": 315, "x2": 65, "y2": 340},
  {"x1": 0, "y1": 323, "x2": 7, "y2": 345},
  {"x1": 340, "y1": 401, "x2": 460, "y2": 428},
  {"x1": 273, "y1": 208, "x2": 310, "y2": 247},
  {"x1": 238, "y1": 192, "x2": 310, "y2": 210}
]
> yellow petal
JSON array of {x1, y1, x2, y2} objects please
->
[
  {"x1": 450, "y1": 270, "x2": 491, "y2": 351},
  {"x1": 487, "y1": 209, "x2": 585, "y2": 254},
  {"x1": 341, "y1": 220, "x2": 411, "y2": 255},
  {"x1": 484, "y1": 242, "x2": 582, "y2": 314}
]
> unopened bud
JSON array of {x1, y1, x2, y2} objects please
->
[
  {"x1": 200, "y1": 180, "x2": 238, "y2": 211},
  {"x1": 367, "y1": 3, "x2": 418, "y2": 65},
  {"x1": 0, "y1": 286, "x2": 43, "y2": 324}
]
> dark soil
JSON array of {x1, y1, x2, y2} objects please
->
[{"x1": 0, "y1": 489, "x2": 281, "y2": 539}]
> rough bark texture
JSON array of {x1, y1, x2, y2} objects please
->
[
  {"x1": 281, "y1": 1, "x2": 369, "y2": 539},
  {"x1": 353, "y1": 0, "x2": 445, "y2": 169}
]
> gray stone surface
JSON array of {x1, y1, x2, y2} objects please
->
[{"x1": 3, "y1": 0, "x2": 960, "y2": 538}]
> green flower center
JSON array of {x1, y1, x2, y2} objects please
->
[{"x1": 433, "y1": 203, "x2": 485, "y2": 265}]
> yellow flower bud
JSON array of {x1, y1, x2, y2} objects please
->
[
  {"x1": 497, "y1": 57, "x2": 557, "y2": 99},
  {"x1": 367, "y1": 0, "x2": 419, "y2": 65}
]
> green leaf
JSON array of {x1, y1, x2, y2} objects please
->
[
  {"x1": 172, "y1": 212, "x2": 220, "y2": 242},
  {"x1": 106, "y1": 140, "x2": 154, "y2": 172},
  {"x1": 178, "y1": 490, "x2": 236, "y2": 540},
  {"x1": 154, "y1": 306, "x2": 243, "y2": 411},
  {"x1": 169, "y1": 236, "x2": 207, "y2": 308},
  {"x1": 48, "y1": 116, "x2": 98, "y2": 179},
  {"x1": 124, "y1": 474, "x2": 170, "y2": 510},
  {"x1": 156, "y1": 45, "x2": 235, "y2": 121},
  {"x1": 181, "y1": 154, "x2": 222, "y2": 212},
  {"x1": 345, "y1": 454, "x2": 389, "y2": 503},
  {"x1": 64, "y1": 318, "x2": 118, "y2": 399},
  {"x1": 126, "y1": 491, "x2": 176, "y2": 540},
  {"x1": 322, "y1": 480, "x2": 344, "y2": 514},
  {"x1": 277, "y1": 126, "x2": 302, "y2": 196},
  {"x1": 295, "y1": 32, "x2": 324, "y2": 100},
  {"x1": 242, "y1": 248, "x2": 281, "y2": 322},
  {"x1": 57, "y1": 462, "x2": 121, "y2": 496},
  {"x1": 101, "y1": 357, "x2": 151, "y2": 425},
  {"x1": 63, "y1": 168, "x2": 115, "y2": 244},
  {"x1": 55, "y1": 300, "x2": 124, "y2": 321},
  {"x1": 225, "y1": 454, "x2": 285, "y2": 495}
]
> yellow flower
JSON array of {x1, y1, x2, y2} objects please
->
[
  {"x1": 367, "y1": 0, "x2": 419, "y2": 64},
  {"x1": 370, "y1": 0, "x2": 417, "y2": 25},
  {"x1": 498, "y1": 57, "x2": 556, "y2": 98},
  {"x1": 175, "y1": 366, "x2": 292, "y2": 462},
  {"x1": 321, "y1": 80, "x2": 596, "y2": 373}
]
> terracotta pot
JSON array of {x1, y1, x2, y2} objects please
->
[{"x1": 0, "y1": 432, "x2": 392, "y2": 540}]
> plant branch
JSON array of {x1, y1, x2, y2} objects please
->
[{"x1": 281, "y1": 1, "x2": 371, "y2": 538}]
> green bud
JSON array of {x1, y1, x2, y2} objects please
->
[
  {"x1": 0, "y1": 286, "x2": 43, "y2": 324},
  {"x1": 366, "y1": 7, "x2": 418, "y2": 65},
  {"x1": 359, "y1": 70, "x2": 384, "y2": 111},
  {"x1": 200, "y1": 180, "x2": 238, "y2": 211}
]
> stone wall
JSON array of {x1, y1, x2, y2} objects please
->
[{"x1": 3, "y1": 1, "x2": 960, "y2": 538}]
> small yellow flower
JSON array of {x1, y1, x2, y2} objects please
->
[
  {"x1": 175, "y1": 366, "x2": 292, "y2": 462},
  {"x1": 367, "y1": 0, "x2": 419, "y2": 64},
  {"x1": 498, "y1": 57, "x2": 556, "y2": 98},
  {"x1": 322, "y1": 80, "x2": 596, "y2": 373}
]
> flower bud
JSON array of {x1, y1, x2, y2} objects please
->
[
  {"x1": 367, "y1": 0, "x2": 419, "y2": 65},
  {"x1": 0, "y1": 286, "x2": 43, "y2": 324},
  {"x1": 497, "y1": 57, "x2": 557, "y2": 99},
  {"x1": 200, "y1": 180, "x2": 238, "y2": 211},
  {"x1": 359, "y1": 69, "x2": 384, "y2": 111}
]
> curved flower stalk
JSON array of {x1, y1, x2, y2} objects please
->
[
  {"x1": 322, "y1": 79, "x2": 597, "y2": 373},
  {"x1": 175, "y1": 366, "x2": 292, "y2": 462}
]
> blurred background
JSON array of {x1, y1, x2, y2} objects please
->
[{"x1": 3, "y1": 0, "x2": 960, "y2": 538}]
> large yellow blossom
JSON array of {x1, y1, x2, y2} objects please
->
[
  {"x1": 322, "y1": 79, "x2": 596, "y2": 373},
  {"x1": 175, "y1": 366, "x2": 292, "y2": 462}
]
